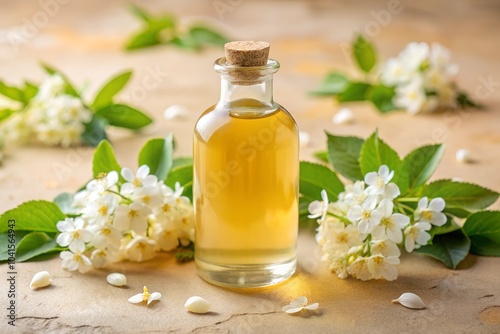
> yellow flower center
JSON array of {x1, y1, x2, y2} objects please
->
[
  {"x1": 96, "y1": 172, "x2": 107, "y2": 180},
  {"x1": 336, "y1": 232, "x2": 348, "y2": 244},
  {"x1": 72, "y1": 231, "x2": 80, "y2": 239},
  {"x1": 128, "y1": 209, "x2": 139, "y2": 218},
  {"x1": 162, "y1": 204, "x2": 171, "y2": 213},
  {"x1": 101, "y1": 228, "x2": 111, "y2": 236},
  {"x1": 376, "y1": 178, "x2": 385, "y2": 188},
  {"x1": 142, "y1": 196, "x2": 151, "y2": 205},
  {"x1": 98, "y1": 205, "x2": 108, "y2": 216},
  {"x1": 421, "y1": 210, "x2": 433, "y2": 220},
  {"x1": 73, "y1": 253, "x2": 83, "y2": 263},
  {"x1": 381, "y1": 217, "x2": 394, "y2": 229},
  {"x1": 142, "y1": 286, "x2": 150, "y2": 301},
  {"x1": 373, "y1": 256, "x2": 384, "y2": 265},
  {"x1": 133, "y1": 178, "x2": 142, "y2": 187},
  {"x1": 363, "y1": 211, "x2": 371, "y2": 219}
]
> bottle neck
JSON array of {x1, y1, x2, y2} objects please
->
[{"x1": 218, "y1": 77, "x2": 275, "y2": 111}]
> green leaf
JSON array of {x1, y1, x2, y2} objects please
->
[
  {"x1": 359, "y1": 130, "x2": 407, "y2": 192},
  {"x1": 313, "y1": 150, "x2": 329, "y2": 163},
  {"x1": 172, "y1": 157, "x2": 193, "y2": 169},
  {"x1": 367, "y1": 84, "x2": 397, "y2": 113},
  {"x1": 125, "y1": 16, "x2": 176, "y2": 50},
  {"x1": 23, "y1": 81, "x2": 38, "y2": 101},
  {"x1": 299, "y1": 161, "x2": 344, "y2": 203},
  {"x1": 129, "y1": 3, "x2": 152, "y2": 22},
  {"x1": 0, "y1": 231, "x2": 30, "y2": 261},
  {"x1": 0, "y1": 109, "x2": 16, "y2": 122},
  {"x1": 165, "y1": 164, "x2": 193, "y2": 200},
  {"x1": 169, "y1": 35, "x2": 199, "y2": 50},
  {"x1": 92, "y1": 140, "x2": 122, "y2": 178},
  {"x1": 0, "y1": 81, "x2": 25, "y2": 102},
  {"x1": 463, "y1": 211, "x2": 500, "y2": 256},
  {"x1": 456, "y1": 91, "x2": 482, "y2": 109},
  {"x1": 41, "y1": 63, "x2": 79, "y2": 97},
  {"x1": 352, "y1": 34, "x2": 377, "y2": 73},
  {"x1": 310, "y1": 72, "x2": 349, "y2": 96},
  {"x1": 125, "y1": 30, "x2": 162, "y2": 50},
  {"x1": 429, "y1": 216, "x2": 460, "y2": 237},
  {"x1": 444, "y1": 206, "x2": 472, "y2": 219},
  {"x1": 326, "y1": 132, "x2": 364, "y2": 181},
  {"x1": 81, "y1": 115, "x2": 108, "y2": 146},
  {"x1": 92, "y1": 71, "x2": 132, "y2": 110},
  {"x1": 0, "y1": 200, "x2": 65, "y2": 233},
  {"x1": 138, "y1": 135, "x2": 174, "y2": 181},
  {"x1": 337, "y1": 82, "x2": 372, "y2": 102},
  {"x1": 54, "y1": 192, "x2": 81, "y2": 216},
  {"x1": 421, "y1": 180, "x2": 499, "y2": 211},
  {"x1": 95, "y1": 104, "x2": 153, "y2": 130},
  {"x1": 416, "y1": 229, "x2": 470, "y2": 269},
  {"x1": 188, "y1": 26, "x2": 229, "y2": 46},
  {"x1": 402, "y1": 144, "x2": 445, "y2": 190},
  {"x1": 16, "y1": 232, "x2": 61, "y2": 262}
]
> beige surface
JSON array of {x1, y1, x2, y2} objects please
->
[{"x1": 0, "y1": 0, "x2": 499, "y2": 333}]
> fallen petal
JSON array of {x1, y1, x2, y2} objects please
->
[
  {"x1": 332, "y1": 108, "x2": 354, "y2": 125},
  {"x1": 284, "y1": 307, "x2": 303, "y2": 314},
  {"x1": 456, "y1": 149, "x2": 472, "y2": 163},
  {"x1": 147, "y1": 292, "x2": 162, "y2": 305},
  {"x1": 392, "y1": 292, "x2": 426, "y2": 309},
  {"x1": 128, "y1": 293, "x2": 145, "y2": 304},
  {"x1": 164, "y1": 105, "x2": 188, "y2": 120},
  {"x1": 305, "y1": 303, "x2": 319, "y2": 310},
  {"x1": 107, "y1": 273, "x2": 127, "y2": 287},
  {"x1": 290, "y1": 296, "x2": 307, "y2": 307},
  {"x1": 185, "y1": 296, "x2": 210, "y2": 314},
  {"x1": 30, "y1": 271, "x2": 52, "y2": 289}
]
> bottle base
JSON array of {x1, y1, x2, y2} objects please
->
[{"x1": 195, "y1": 257, "x2": 297, "y2": 288}]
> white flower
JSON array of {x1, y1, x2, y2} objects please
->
[
  {"x1": 86, "y1": 171, "x2": 119, "y2": 194},
  {"x1": 121, "y1": 165, "x2": 159, "y2": 195},
  {"x1": 81, "y1": 194, "x2": 117, "y2": 225},
  {"x1": 404, "y1": 222, "x2": 432, "y2": 252},
  {"x1": 124, "y1": 235, "x2": 157, "y2": 262},
  {"x1": 370, "y1": 239, "x2": 401, "y2": 258},
  {"x1": 372, "y1": 199, "x2": 409, "y2": 243},
  {"x1": 128, "y1": 286, "x2": 161, "y2": 305},
  {"x1": 380, "y1": 58, "x2": 412, "y2": 86},
  {"x1": 60, "y1": 250, "x2": 92, "y2": 273},
  {"x1": 398, "y1": 42, "x2": 430, "y2": 71},
  {"x1": 347, "y1": 256, "x2": 372, "y2": 281},
  {"x1": 343, "y1": 181, "x2": 370, "y2": 206},
  {"x1": 429, "y1": 43, "x2": 458, "y2": 77},
  {"x1": 366, "y1": 254, "x2": 400, "y2": 281},
  {"x1": 415, "y1": 197, "x2": 447, "y2": 227},
  {"x1": 87, "y1": 223, "x2": 122, "y2": 249},
  {"x1": 163, "y1": 104, "x2": 188, "y2": 120},
  {"x1": 90, "y1": 248, "x2": 118, "y2": 269},
  {"x1": 392, "y1": 292, "x2": 426, "y2": 309},
  {"x1": 132, "y1": 185, "x2": 163, "y2": 209},
  {"x1": 394, "y1": 78, "x2": 427, "y2": 114},
  {"x1": 316, "y1": 219, "x2": 361, "y2": 255},
  {"x1": 282, "y1": 296, "x2": 319, "y2": 314},
  {"x1": 107, "y1": 273, "x2": 127, "y2": 287},
  {"x1": 347, "y1": 196, "x2": 382, "y2": 234},
  {"x1": 113, "y1": 202, "x2": 151, "y2": 233},
  {"x1": 364, "y1": 165, "x2": 396, "y2": 196},
  {"x1": 308, "y1": 189, "x2": 329, "y2": 221},
  {"x1": 36, "y1": 74, "x2": 65, "y2": 100},
  {"x1": 150, "y1": 222, "x2": 180, "y2": 251},
  {"x1": 56, "y1": 217, "x2": 92, "y2": 253}
]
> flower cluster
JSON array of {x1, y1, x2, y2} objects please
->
[
  {"x1": 380, "y1": 42, "x2": 460, "y2": 114},
  {"x1": 56, "y1": 165, "x2": 195, "y2": 273},
  {"x1": 311, "y1": 165, "x2": 447, "y2": 281},
  {"x1": 1, "y1": 74, "x2": 92, "y2": 148}
]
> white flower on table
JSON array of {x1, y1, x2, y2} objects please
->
[
  {"x1": 371, "y1": 199, "x2": 409, "y2": 243},
  {"x1": 404, "y1": 222, "x2": 432, "y2": 252},
  {"x1": 347, "y1": 256, "x2": 372, "y2": 281},
  {"x1": 370, "y1": 239, "x2": 401, "y2": 258},
  {"x1": 124, "y1": 235, "x2": 157, "y2": 262},
  {"x1": 128, "y1": 286, "x2": 161, "y2": 305},
  {"x1": 282, "y1": 296, "x2": 319, "y2": 314},
  {"x1": 366, "y1": 254, "x2": 400, "y2": 281},
  {"x1": 81, "y1": 194, "x2": 117, "y2": 225},
  {"x1": 86, "y1": 171, "x2": 119, "y2": 194},
  {"x1": 347, "y1": 196, "x2": 382, "y2": 234},
  {"x1": 308, "y1": 189, "x2": 329, "y2": 222},
  {"x1": 90, "y1": 248, "x2": 118, "y2": 269},
  {"x1": 150, "y1": 222, "x2": 180, "y2": 251},
  {"x1": 60, "y1": 250, "x2": 92, "y2": 273},
  {"x1": 121, "y1": 165, "x2": 159, "y2": 195},
  {"x1": 365, "y1": 165, "x2": 400, "y2": 199},
  {"x1": 113, "y1": 202, "x2": 151, "y2": 234},
  {"x1": 87, "y1": 223, "x2": 122, "y2": 249},
  {"x1": 415, "y1": 197, "x2": 447, "y2": 227},
  {"x1": 56, "y1": 217, "x2": 92, "y2": 253}
]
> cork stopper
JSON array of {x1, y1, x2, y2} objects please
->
[{"x1": 225, "y1": 41, "x2": 270, "y2": 67}]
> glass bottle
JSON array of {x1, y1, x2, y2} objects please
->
[{"x1": 193, "y1": 41, "x2": 298, "y2": 288}]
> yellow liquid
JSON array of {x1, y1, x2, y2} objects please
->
[{"x1": 193, "y1": 99, "x2": 298, "y2": 287}]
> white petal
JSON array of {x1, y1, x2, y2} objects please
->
[
  {"x1": 429, "y1": 198, "x2": 445, "y2": 212},
  {"x1": 30, "y1": 271, "x2": 52, "y2": 289},
  {"x1": 320, "y1": 189, "x2": 329, "y2": 204},
  {"x1": 332, "y1": 108, "x2": 354, "y2": 125},
  {"x1": 107, "y1": 273, "x2": 127, "y2": 287},
  {"x1": 120, "y1": 183, "x2": 135, "y2": 195},
  {"x1": 291, "y1": 296, "x2": 307, "y2": 307},
  {"x1": 418, "y1": 197, "x2": 428, "y2": 210},
  {"x1": 106, "y1": 171, "x2": 119, "y2": 185},
  {"x1": 137, "y1": 165, "x2": 150, "y2": 179},
  {"x1": 79, "y1": 229, "x2": 94, "y2": 243},
  {"x1": 431, "y1": 212, "x2": 447, "y2": 227},
  {"x1": 128, "y1": 293, "x2": 145, "y2": 304},
  {"x1": 184, "y1": 296, "x2": 210, "y2": 313},
  {"x1": 147, "y1": 292, "x2": 161, "y2": 305},
  {"x1": 393, "y1": 213, "x2": 410, "y2": 228},
  {"x1": 163, "y1": 104, "x2": 188, "y2": 120},
  {"x1": 358, "y1": 220, "x2": 370, "y2": 234},
  {"x1": 56, "y1": 233, "x2": 72, "y2": 247},
  {"x1": 392, "y1": 292, "x2": 426, "y2": 309},
  {"x1": 405, "y1": 236, "x2": 415, "y2": 253},
  {"x1": 121, "y1": 168, "x2": 135, "y2": 182},
  {"x1": 305, "y1": 303, "x2": 319, "y2": 310},
  {"x1": 56, "y1": 219, "x2": 75, "y2": 232},
  {"x1": 378, "y1": 165, "x2": 390, "y2": 180},
  {"x1": 364, "y1": 172, "x2": 378, "y2": 186},
  {"x1": 68, "y1": 239, "x2": 85, "y2": 253},
  {"x1": 384, "y1": 183, "x2": 401, "y2": 199},
  {"x1": 284, "y1": 307, "x2": 303, "y2": 314}
]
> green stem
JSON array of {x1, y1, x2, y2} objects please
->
[
  {"x1": 107, "y1": 190, "x2": 132, "y2": 203},
  {"x1": 395, "y1": 198, "x2": 420, "y2": 203}
]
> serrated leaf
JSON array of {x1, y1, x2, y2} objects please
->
[
  {"x1": 299, "y1": 161, "x2": 344, "y2": 203},
  {"x1": 352, "y1": 35, "x2": 377, "y2": 73},
  {"x1": 188, "y1": 25, "x2": 228, "y2": 46},
  {"x1": 403, "y1": 144, "x2": 445, "y2": 190},
  {"x1": 421, "y1": 180, "x2": 499, "y2": 211},
  {"x1": 359, "y1": 130, "x2": 408, "y2": 192},
  {"x1": 310, "y1": 72, "x2": 349, "y2": 96},
  {"x1": 92, "y1": 140, "x2": 122, "y2": 178},
  {"x1": 337, "y1": 82, "x2": 371, "y2": 102},
  {"x1": 16, "y1": 232, "x2": 61, "y2": 262},
  {"x1": 429, "y1": 216, "x2": 460, "y2": 237},
  {"x1": 81, "y1": 115, "x2": 108, "y2": 146},
  {"x1": 95, "y1": 104, "x2": 152, "y2": 130},
  {"x1": 0, "y1": 81, "x2": 25, "y2": 102},
  {"x1": 416, "y1": 229, "x2": 470, "y2": 269},
  {"x1": 0, "y1": 231, "x2": 30, "y2": 261},
  {"x1": 326, "y1": 132, "x2": 364, "y2": 181},
  {"x1": 463, "y1": 211, "x2": 500, "y2": 256},
  {"x1": 138, "y1": 135, "x2": 174, "y2": 181},
  {"x1": 0, "y1": 201, "x2": 65, "y2": 233},
  {"x1": 367, "y1": 84, "x2": 397, "y2": 113},
  {"x1": 92, "y1": 71, "x2": 132, "y2": 110},
  {"x1": 165, "y1": 164, "x2": 193, "y2": 200},
  {"x1": 54, "y1": 192, "x2": 80, "y2": 216},
  {"x1": 41, "y1": 63, "x2": 79, "y2": 97}
]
